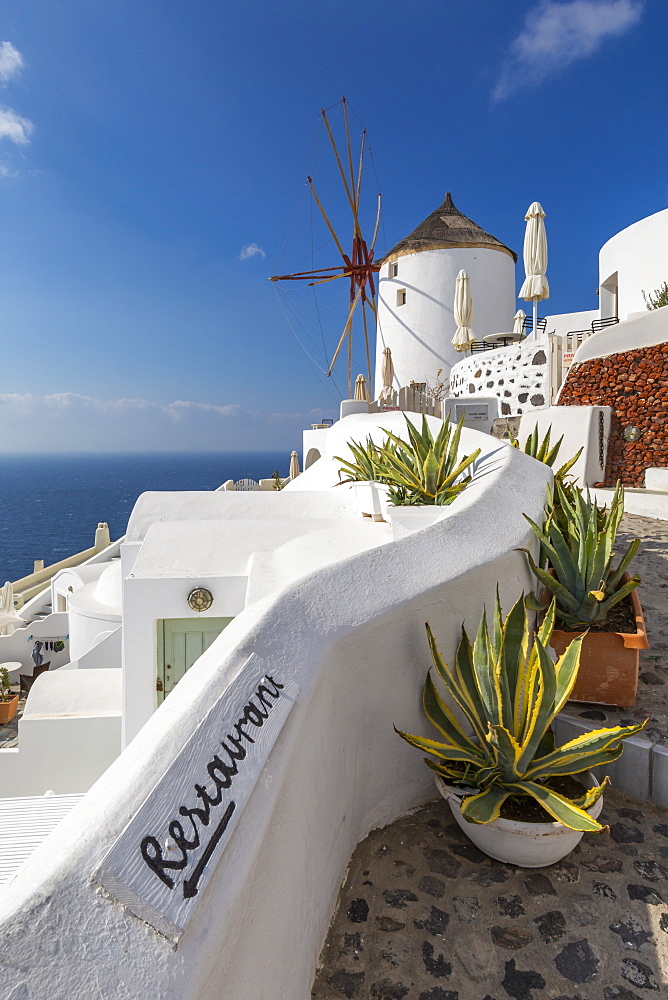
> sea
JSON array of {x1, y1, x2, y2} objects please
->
[{"x1": 0, "y1": 452, "x2": 287, "y2": 582}]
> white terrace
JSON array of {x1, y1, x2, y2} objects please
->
[{"x1": 0, "y1": 408, "x2": 551, "y2": 999}]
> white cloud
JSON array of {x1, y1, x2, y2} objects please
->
[
  {"x1": 0, "y1": 106, "x2": 33, "y2": 145},
  {"x1": 0, "y1": 42, "x2": 24, "y2": 84},
  {"x1": 0, "y1": 392, "x2": 334, "y2": 452},
  {"x1": 493, "y1": 0, "x2": 644, "y2": 101},
  {"x1": 239, "y1": 243, "x2": 266, "y2": 261}
]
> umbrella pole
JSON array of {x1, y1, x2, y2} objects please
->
[{"x1": 532, "y1": 298, "x2": 538, "y2": 341}]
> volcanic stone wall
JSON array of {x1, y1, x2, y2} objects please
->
[
  {"x1": 449, "y1": 337, "x2": 549, "y2": 417},
  {"x1": 558, "y1": 342, "x2": 668, "y2": 485}
]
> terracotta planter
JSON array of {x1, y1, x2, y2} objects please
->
[
  {"x1": 0, "y1": 695, "x2": 18, "y2": 724},
  {"x1": 548, "y1": 578, "x2": 648, "y2": 709}
]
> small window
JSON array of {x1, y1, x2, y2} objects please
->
[
  {"x1": 396, "y1": 288, "x2": 407, "y2": 307},
  {"x1": 390, "y1": 261, "x2": 399, "y2": 278}
]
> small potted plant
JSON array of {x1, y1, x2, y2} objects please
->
[
  {"x1": 396, "y1": 595, "x2": 647, "y2": 867},
  {"x1": 0, "y1": 667, "x2": 19, "y2": 724},
  {"x1": 336, "y1": 414, "x2": 480, "y2": 534},
  {"x1": 522, "y1": 481, "x2": 647, "y2": 708}
]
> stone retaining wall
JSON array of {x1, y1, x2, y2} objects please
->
[
  {"x1": 558, "y1": 342, "x2": 668, "y2": 485},
  {"x1": 449, "y1": 337, "x2": 550, "y2": 417}
]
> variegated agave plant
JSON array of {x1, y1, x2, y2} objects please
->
[
  {"x1": 522, "y1": 481, "x2": 641, "y2": 628},
  {"x1": 336, "y1": 414, "x2": 481, "y2": 506},
  {"x1": 396, "y1": 596, "x2": 647, "y2": 831}
]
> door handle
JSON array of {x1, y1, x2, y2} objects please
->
[{"x1": 156, "y1": 678, "x2": 164, "y2": 692}]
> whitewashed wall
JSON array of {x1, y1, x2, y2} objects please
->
[
  {"x1": 0, "y1": 669, "x2": 121, "y2": 796},
  {"x1": 599, "y1": 207, "x2": 668, "y2": 320},
  {"x1": 0, "y1": 612, "x2": 71, "y2": 673},
  {"x1": 543, "y1": 309, "x2": 597, "y2": 337},
  {"x1": 374, "y1": 246, "x2": 516, "y2": 393},
  {"x1": 449, "y1": 336, "x2": 551, "y2": 417},
  {"x1": 519, "y1": 406, "x2": 612, "y2": 487},
  {"x1": 0, "y1": 434, "x2": 550, "y2": 1000}
]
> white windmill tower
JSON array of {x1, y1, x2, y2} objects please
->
[{"x1": 374, "y1": 193, "x2": 517, "y2": 394}]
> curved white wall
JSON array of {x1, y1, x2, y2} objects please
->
[
  {"x1": 68, "y1": 563, "x2": 122, "y2": 661},
  {"x1": 569, "y1": 304, "x2": 668, "y2": 366},
  {"x1": 0, "y1": 432, "x2": 551, "y2": 1000},
  {"x1": 374, "y1": 246, "x2": 516, "y2": 393},
  {"x1": 599, "y1": 207, "x2": 668, "y2": 320}
]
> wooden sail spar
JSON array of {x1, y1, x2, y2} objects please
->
[{"x1": 270, "y1": 98, "x2": 381, "y2": 397}]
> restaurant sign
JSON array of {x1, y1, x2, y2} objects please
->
[{"x1": 94, "y1": 654, "x2": 298, "y2": 940}]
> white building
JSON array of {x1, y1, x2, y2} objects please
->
[
  {"x1": 374, "y1": 192, "x2": 517, "y2": 392},
  {"x1": 598, "y1": 206, "x2": 668, "y2": 321},
  {"x1": 450, "y1": 203, "x2": 668, "y2": 415}
]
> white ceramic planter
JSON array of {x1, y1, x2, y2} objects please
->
[
  {"x1": 434, "y1": 773, "x2": 604, "y2": 868},
  {"x1": 352, "y1": 482, "x2": 390, "y2": 522}
]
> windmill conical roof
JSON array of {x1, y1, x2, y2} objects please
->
[{"x1": 382, "y1": 192, "x2": 517, "y2": 263}]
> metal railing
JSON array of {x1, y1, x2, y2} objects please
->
[{"x1": 591, "y1": 315, "x2": 619, "y2": 333}]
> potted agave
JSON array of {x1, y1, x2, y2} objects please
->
[
  {"x1": 336, "y1": 414, "x2": 480, "y2": 536},
  {"x1": 334, "y1": 434, "x2": 391, "y2": 522},
  {"x1": 522, "y1": 481, "x2": 648, "y2": 708},
  {"x1": 396, "y1": 595, "x2": 647, "y2": 867},
  {"x1": 0, "y1": 667, "x2": 19, "y2": 725}
]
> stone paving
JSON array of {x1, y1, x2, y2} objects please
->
[
  {"x1": 311, "y1": 791, "x2": 668, "y2": 1000},
  {"x1": 311, "y1": 513, "x2": 668, "y2": 999}
]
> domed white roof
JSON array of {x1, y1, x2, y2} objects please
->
[{"x1": 93, "y1": 560, "x2": 122, "y2": 611}]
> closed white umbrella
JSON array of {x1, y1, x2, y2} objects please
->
[
  {"x1": 0, "y1": 608, "x2": 23, "y2": 630},
  {"x1": 451, "y1": 269, "x2": 475, "y2": 352},
  {"x1": 0, "y1": 582, "x2": 13, "y2": 613},
  {"x1": 380, "y1": 347, "x2": 395, "y2": 401},
  {"x1": 519, "y1": 202, "x2": 549, "y2": 340},
  {"x1": 0, "y1": 582, "x2": 19, "y2": 636},
  {"x1": 289, "y1": 450, "x2": 300, "y2": 479},
  {"x1": 513, "y1": 309, "x2": 527, "y2": 337},
  {"x1": 354, "y1": 373, "x2": 370, "y2": 402}
]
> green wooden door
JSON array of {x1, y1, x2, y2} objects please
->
[{"x1": 157, "y1": 617, "x2": 233, "y2": 702}]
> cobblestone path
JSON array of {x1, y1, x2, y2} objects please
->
[
  {"x1": 311, "y1": 791, "x2": 668, "y2": 1000},
  {"x1": 311, "y1": 513, "x2": 668, "y2": 999}
]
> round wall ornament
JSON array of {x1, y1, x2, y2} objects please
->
[
  {"x1": 623, "y1": 425, "x2": 642, "y2": 442},
  {"x1": 187, "y1": 587, "x2": 214, "y2": 613}
]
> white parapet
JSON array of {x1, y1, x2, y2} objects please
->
[
  {"x1": 519, "y1": 405, "x2": 612, "y2": 487},
  {"x1": 0, "y1": 668, "x2": 121, "y2": 797},
  {"x1": 645, "y1": 468, "x2": 668, "y2": 493}
]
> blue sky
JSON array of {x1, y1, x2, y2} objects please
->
[{"x1": 0, "y1": 0, "x2": 664, "y2": 451}]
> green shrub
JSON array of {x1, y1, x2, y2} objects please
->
[{"x1": 643, "y1": 282, "x2": 668, "y2": 310}]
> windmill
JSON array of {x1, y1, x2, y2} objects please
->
[{"x1": 270, "y1": 98, "x2": 381, "y2": 399}]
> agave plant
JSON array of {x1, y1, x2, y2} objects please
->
[
  {"x1": 511, "y1": 423, "x2": 587, "y2": 516},
  {"x1": 522, "y1": 481, "x2": 641, "y2": 629},
  {"x1": 336, "y1": 415, "x2": 481, "y2": 506},
  {"x1": 335, "y1": 435, "x2": 388, "y2": 484},
  {"x1": 511, "y1": 424, "x2": 582, "y2": 482},
  {"x1": 396, "y1": 596, "x2": 646, "y2": 830}
]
